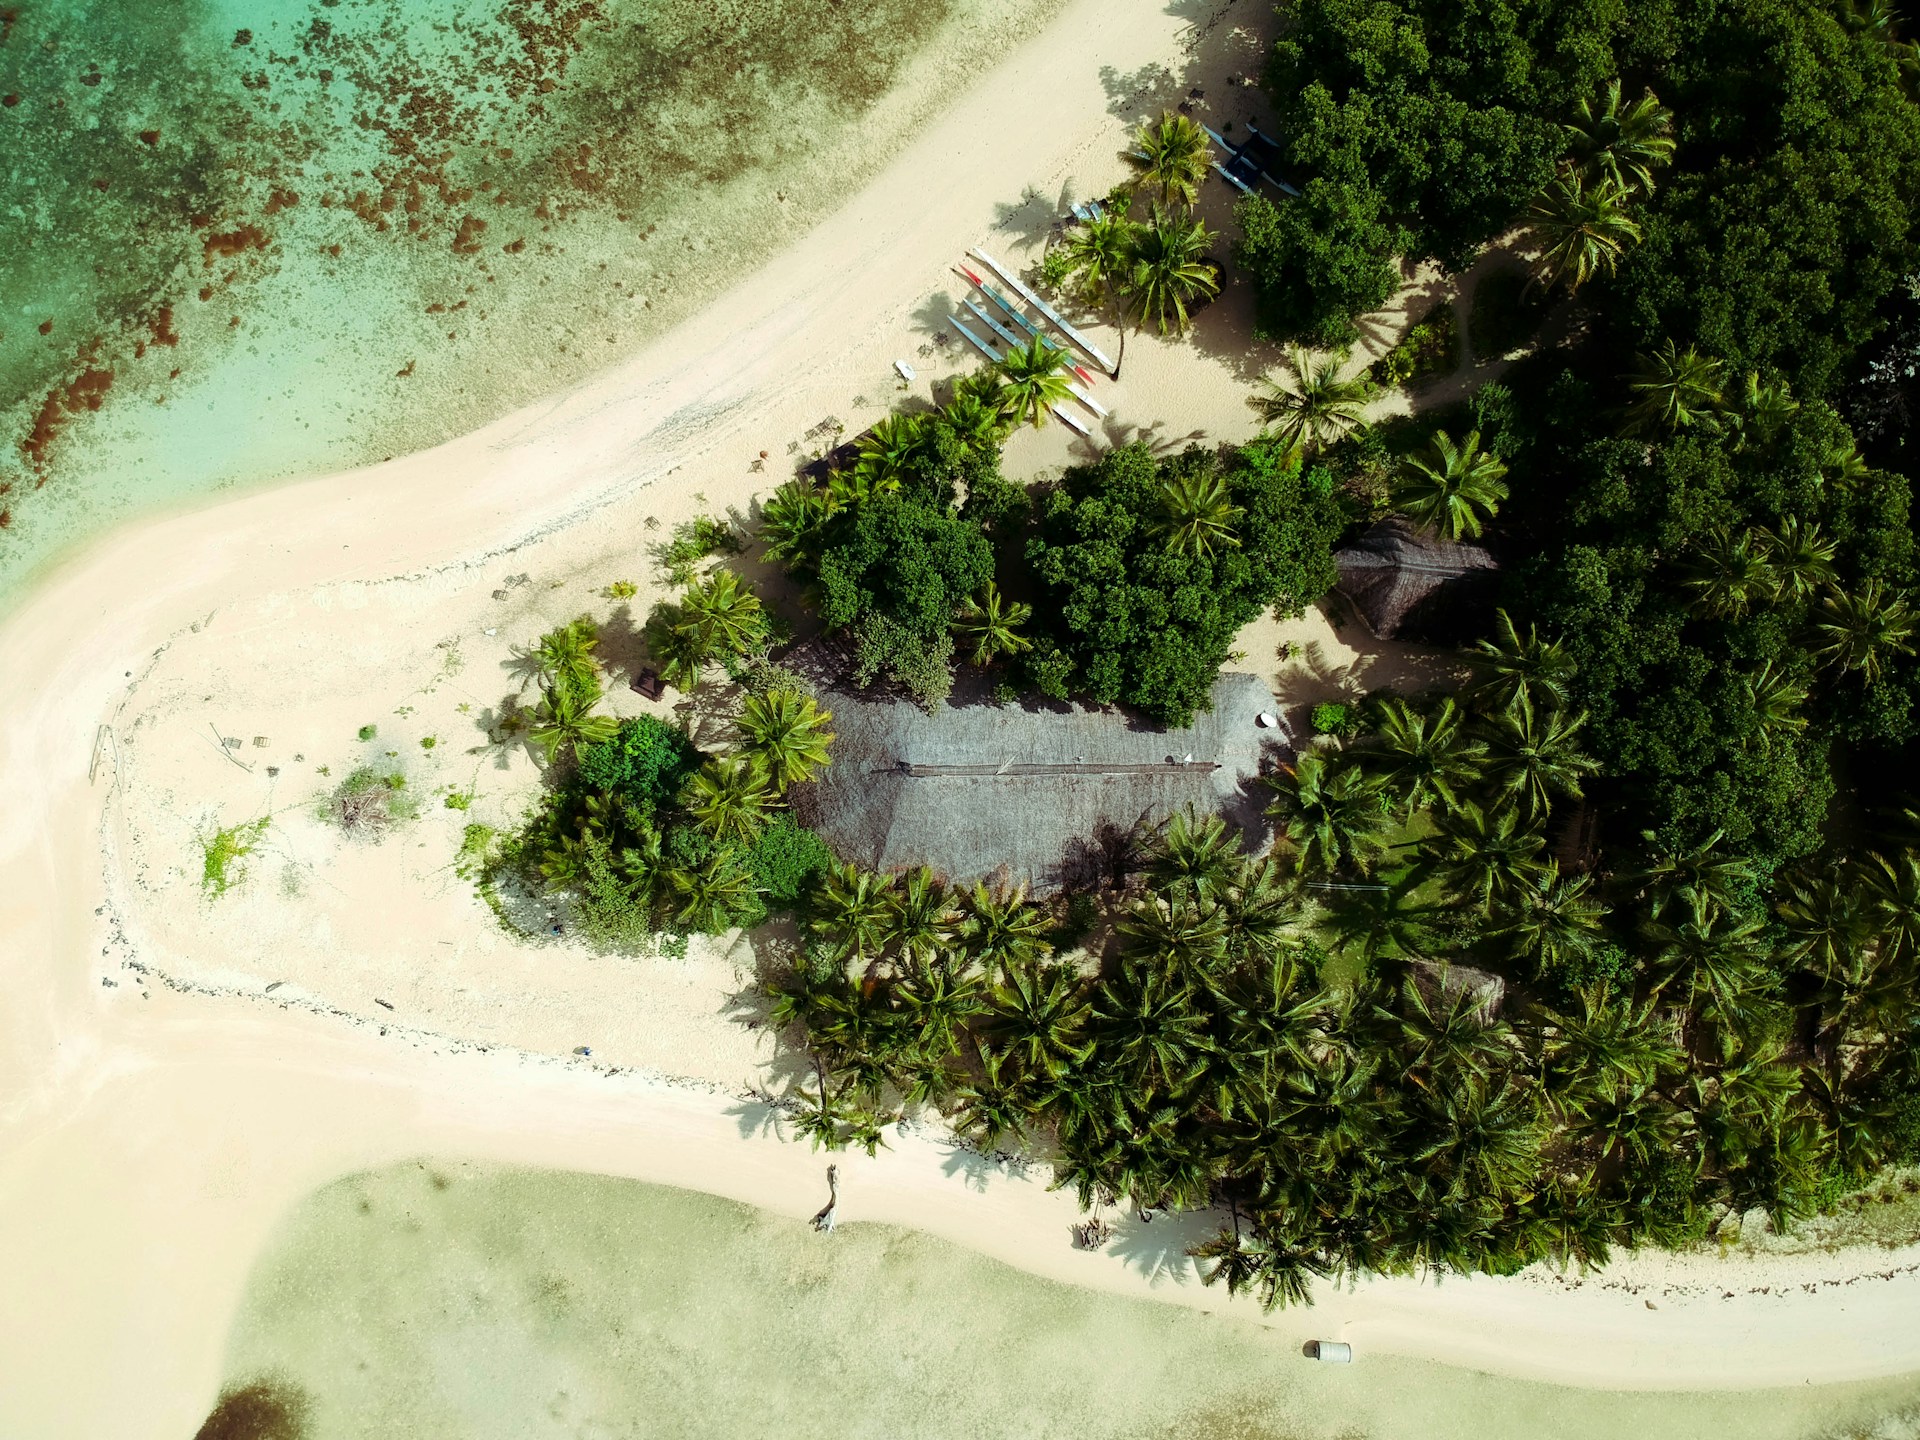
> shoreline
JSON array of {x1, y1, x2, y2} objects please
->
[{"x1": 2, "y1": 0, "x2": 1919, "y2": 1434}]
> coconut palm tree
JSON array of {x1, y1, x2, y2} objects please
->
[
  {"x1": 953, "y1": 579, "x2": 1033, "y2": 666},
  {"x1": 1125, "y1": 111, "x2": 1212, "y2": 208},
  {"x1": 759, "y1": 479, "x2": 836, "y2": 574},
  {"x1": 737, "y1": 688, "x2": 834, "y2": 790},
  {"x1": 648, "y1": 570, "x2": 768, "y2": 689},
  {"x1": 960, "y1": 882, "x2": 1053, "y2": 972},
  {"x1": 1564, "y1": 79, "x2": 1676, "y2": 195},
  {"x1": 522, "y1": 614, "x2": 602, "y2": 695},
  {"x1": 1740, "y1": 658, "x2": 1810, "y2": 748},
  {"x1": 1364, "y1": 696, "x2": 1484, "y2": 816},
  {"x1": 1622, "y1": 340, "x2": 1726, "y2": 435},
  {"x1": 886, "y1": 867, "x2": 960, "y2": 969},
  {"x1": 1476, "y1": 693, "x2": 1598, "y2": 822},
  {"x1": 1252, "y1": 347, "x2": 1374, "y2": 451},
  {"x1": 681, "y1": 754, "x2": 776, "y2": 843},
  {"x1": 1145, "y1": 810, "x2": 1242, "y2": 901},
  {"x1": 1527, "y1": 170, "x2": 1642, "y2": 291},
  {"x1": 995, "y1": 333, "x2": 1076, "y2": 429},
  {"x1": 1119, "y1": 894, "x2": 1230, "y2": 972},
  {"x1": 1811, "y1": 579, "x2": 1919, "y2": 682},
  {"x1": 1422, "y1": 803, "x2": 1548, "y2": 913},
  {"x1": 853, "y1": 413, "x2": 929, "y2": 489},
  {"x1": 982, "y1": 961, "x2": 1094, "y2": 1079},
  {"x1": 1319, "y1": 874, "x2": 1440, "y2": 965},
  {"x1": 528, "y1": 678, "x2": 619, "y2": 763},
  {"x1": 1126, "y1": 208, "x2": 1220, "y2": 336},
  {"x1": 1266, "y1": 751, "x2": 1392, "y2": 878},
  {"x1": 1680, "y1": 528, "x2": 1779, "y2": 619},
  {"x1": 1391, "y1": 428, "x2": 1509, "y2": 540},
  {"x1": 667, "y1": 851, "x2": 756, "y2": 931},
  {"x1": 1467, "y1": 610, "x2": 1578, "y2": 711},
  {"x1": 811, "y1": 863, "x2": 897, "y2": 970},
  {"x1": 934, "y1": 385, "x2": 1012, "y2": 456},
  {"x1": 1052, "y1": 210, "x2": 1141, "y2": 377},
  {"x1": 1413, "y1": 1076, "x2": 1542, "y2": 1197},
  {"x1": 1732, "y1": 371, "x2": 1800, "y2": 450},
  {"x1": 950, "y1": 1052, "x2": 1036, "y2": 1150},
  {"x1": 1487, "y1": 861, "x2": 1605, "y2": 972},
  {"x1": 825, "y1": 464, "x2": 900, "y2": 509},
  {"x1": 1757, "y1": 516, "x2": 1838, "y2": 600},
  {"x1": 1154, "y1": 466, "x2": 1243, "y2": 559},
  {"x1": 1540, "y1": 987, "x2": 1682, "y2": 1111},
  {"x1": 1089, "y1": 955, "x2": 1211, "y2": 1094},
  {"x1": 1643, "y1": 897, "x2": 1772, "y2": 1017},
  {"x1": 1623, "y1": 829, "x2": 1756, "y2": 925}
]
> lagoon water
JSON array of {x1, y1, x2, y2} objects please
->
[
  {"x1": 212, "y1": 1162, "x2": 1920, "y2": 1440},
  {"x1": 0, "y1": 0, "x2": 1061, "y2": 606}
]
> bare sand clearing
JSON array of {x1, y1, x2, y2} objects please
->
[{"x1": 1, "y1": 1, "x2": 1917, "y2": 1435}]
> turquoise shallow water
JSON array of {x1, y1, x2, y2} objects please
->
[
  {"x1": 209, "y1": 1161, "x2": 1920, "y2": 1440},
  {"x1": 0, "y1": 0, "x2": 1058, "y2": 607}
]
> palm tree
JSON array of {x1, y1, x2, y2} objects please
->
[
  {"x1": 960, "y1": 882, "x2": 1053, "y2": 972},
  {"x1": 1320, "y1": 874, "x2": 1439, "y2": 964},
  {"x1": 1623, "y1": 829, "x2": 1755, "y2": 924},
  {"x1": 1527, "y1": 170, "x2": 1642, "y2": 291},
  {"x1": 934, "y1": 385, "x2": 1011, "y2": 456},
  {"x1": 1740, "y1": 658, "x2": 1810, "y2": 748},
  {"x1": 1733, "y1": 371, "x2": 1800, "y2": 450},
  {"x1": 528, "y1": 678, "x2": 619, "y2": 763},
  {"x1": 1089, "y1": 955, "x2": 1211, "y2": 1094},
  {"x1": 737, "y1": 689, "x2": 834, "y2": 790},
  {"x1": 886, "y1": 867, "x2": 959, "y2": 969},
  {"x1": 1422, "y1": 803, "x2": 1548, "y2": 913},
  {"x1": 995, "y1": 333, "x2": 1075, "y2": 429},
  {"x1": 648, "y1": 570, "x2": 768, "y2": 689},
  {"x1": 1756, "y1": 516, "x2": 1837, "y2": 600},
  {"x1": 1540, "y1": 987, "x2": 1682, "y2": 1110},
  {"x1": 522, "y1": 614, "x2": 602, "y2": 694},
  {"x1": 811, "y1": 863, "x2": 897, "y2": 970},
  {"x1": 1365, "y1": 695, "x2": 1484, "y2": 815},
  {"x1": 1252, "y1": 347, "x2": 1374, "y2": 451},
  {"x1": 1052, "y1": 210, "x2": 1141, "y2": 377},
  {"x1": 1391, "y1": 429, "x2": 1509, "y2": 540},
  {"x1": 1811, "y1": 579, "x2": 1918, "y2": 682},
  {"x1": 1644, "y1": 897, "x2": 1772, "y2": 1017},
  {"x1": 1774, "y1": 870, "x2": 1876, "y2": 983},
  {"x1": 681, "y1": 754, "x2": 775, "y2": 842},
  {"x1": 1266, "y1": 751, "x2": 1392, "y2": 878},
  {"x1": 1154, "y1": 466, "x2": 1243, "y2": 559},
  {"x1": 1126, "y1": 112, "x2": 1212, "y2": 207},
  {"x1": 1680, "y1": 527, "x2": 1780, "y2": 620},
  {"x1": 1145, "y1": 810, "x2": 1241, "y2": 901},
  {"x1": 1126, "y1": 208, "x2": 1220, "y2": 336},
  {"x1": 759, "y1": 480, "x2": 836, "y2": 574},
  {"x1": 1487, "y1": 861, "x2": 1605, "y2": 972},
  {"x1": 1565, "y1": 79, "x2": 1676, "y2": 195},
  {"x1": 1467, "y1": 610, "x2": 1578, "y2": 711},
  {"x1": 1118, "y1": 894, "x2": 1230, "y2": 972},
  {"x1": 1622, "y1": 340, "x2": 1726, "y2": 435},
  {"x1": 1476, "y1": 693, "x2": 1598, "y2": 822},
  {"x1": 954, "y1": 579, "x2": 1033, "y2": 666},
  {"x1": 667, "y1": 851, "x2": 756, "y2": 931},
  {"x1": 982, "y1": 961, "x2": 1093, "y2": 1079},
  {"x1": 853, "y1": 413, "x2": 928, "y2": 489}
]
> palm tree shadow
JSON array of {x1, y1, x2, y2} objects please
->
[
  {"x1": 1103, "y1": 1206, "x2": 1214, "y2": 1285},
  {"x1": 937, "y1": 1142, "x2": 1004, "y2": 1194},
  {"x1": 726, "y1": 1095, "x2": 787, "y2": 1143},
  {"x1": 1100, "y1": 60, "x2": 1179, "y2": 120}
]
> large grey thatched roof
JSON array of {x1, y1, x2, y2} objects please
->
[
  {"x1": 1335, "y1": 519, "x2": 1500, "y2": 639},
  {"x1": 791, "y1": 674, "x2": 1285, "y2": 895}
]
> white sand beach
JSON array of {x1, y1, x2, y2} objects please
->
[{"x1": 2, "y1": 0, "x2": 1918, "y2": 1435}]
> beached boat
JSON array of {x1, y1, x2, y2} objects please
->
[
  {"x1": 968, "y1": 248, "x2": 1118, "y2": 375},
  {"x1": 949, "y1": 317, "x2": 1091, "y2": 434},
  {"x1": 960, "y1": 301, "x2": 1108, "y2": 419},
  {"x1": 958, "y1": 266, "x2": 1099, "y2": 386}
]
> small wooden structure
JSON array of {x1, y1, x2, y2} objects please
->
[{"x1": 629, "y1": 667, "x2": 665, "y2": 700}]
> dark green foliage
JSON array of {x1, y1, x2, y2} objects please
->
[
  {"x1": 744, "y1": 815, "x2": 835, "y2": 911},
  {"x1": 1370, "y1": 301, "x2": 1459, "y2": 389},
  {"x1": 1468, "y1": 270, "x2": 1550, "y2": 360},
  {"x1": 1604, "y1": 0, "x2": 1920, "y2": 398},
  {"x1": 1310, "y1": 701, "x2": 1361, "y2": 738},
  {"x1": 1236, "y1": 182, "x2": 1400, "y2": 347},
  {"x1": 1023, "y1": 439, "x2": 1346, "y2": 726},
  {"x1": 576, "y1": 716, "x2": 701, "y2": 817}
]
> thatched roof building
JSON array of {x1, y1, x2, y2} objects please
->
[
  {"x1": 792, "y1": 674, "x2": 1285, "y2": 894},
  {"x1": 1334, "y1": 519, "x2": 1499, "y2": 640}
]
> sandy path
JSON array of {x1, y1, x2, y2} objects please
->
[{"x1": 2, "y1": 1, "x2": 1919, "y2": 1434}]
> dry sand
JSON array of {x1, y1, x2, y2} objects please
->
[{"x1": 2, "y1": 1, "x2": 1917, "y2": 1435}]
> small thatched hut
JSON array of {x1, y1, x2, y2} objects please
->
[
  {"x1": 791, "y1": 674, "x2": 1285, "y2": 894},
  {"x1": 1334, "y1": 519, "x2": 1499, "y2": 640}
]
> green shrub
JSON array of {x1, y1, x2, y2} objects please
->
[
  {"x1": 1468, "y1": 270, "x2": 1548, "y2": 361},
  {"x1": 1310, "y1": 701, "x2": 1360, "y2": 737},
  {"x1": 200, "y1": 817, "x2": 270, "y2": 897},
  {"x1": 744, "y1": 815, "x2": 835, "y2": 911},
  {"x1": 1370, "y1": 301, "x2": 1458, "y2": 389},
  {"x1": 576, "y1": 716, "x2": 701, "y2": 816},
  {"x1": 654, "y1": 515, "x2": 743, "y2": 585},
  {"x1": 357, "y1": 724, "x2": 377, "y2": 741},
  {"x1": 327, "y1": 766, "x2": 417, "y2": 837},
  {"x1": 574, "y1": 832, "x2": 656, "y2": 950}
]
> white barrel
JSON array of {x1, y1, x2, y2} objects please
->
[{"x1": 1306, "y1": 1340, "x2": 1353, "y2": 1364}]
